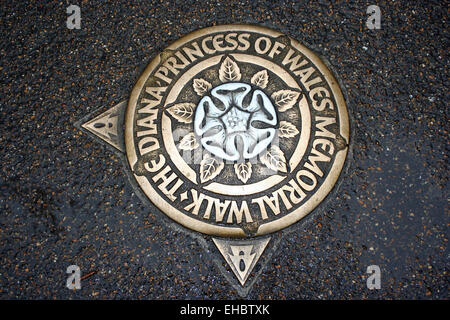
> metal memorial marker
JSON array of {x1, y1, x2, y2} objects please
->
[{"x1": 79, "y1": 25, "x2": 349, "y2": 294}]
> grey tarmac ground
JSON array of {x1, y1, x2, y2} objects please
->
[{"x1": 0, "y1": 0, "x2": 448, "y2": 299}]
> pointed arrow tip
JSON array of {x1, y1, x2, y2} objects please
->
[
  {"x1": 81, "y1": 100, "x2": 127, "y2": 152},
  {"x1": 213, "y1": 237, "x2": 270, "y2": 286}
]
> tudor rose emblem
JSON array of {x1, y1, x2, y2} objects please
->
[{"x1": 80, "y1": 25, "x2": 350, "y2": 291}]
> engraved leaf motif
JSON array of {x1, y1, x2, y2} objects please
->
[
  {"x1": 193, "y1": 78, "x2": 212, "y2": 96},
  {"x1": 166, "y1": 103, "x2": 195, "y2": 123},
  {"x1": 178, "y1": 133, "x2": 199, "y2": 150},
  {"x1": 200, "y1": 153, "x2": 224, "y2": 183},
  {"x1": 278, "y1": 121, "x2": 299, "y2": 138},
  {"x1": 271, "y1": 90, "x2": 300, "y2": 112},
  {"x1": 219, "y1": 56, "x2": 241, "y2": 82},
  {"x1": 234, "y1": 162, "x2": 253, "y2": 183},
  {"x1": 261, "y1": 145, "x2": 287, "y2": 173},
  {"x1": 250, "y1": 70, "x2": 269, "y2": 89}
]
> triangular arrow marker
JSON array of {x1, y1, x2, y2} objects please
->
[
  {"x1": 213, "y1": 237, "x2": 270, "y2": 286},
  {"x1": 81, "y1": 101, "x2": 127, "y2": 152}
]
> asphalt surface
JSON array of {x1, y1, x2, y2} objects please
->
[{"x1": 0, "y1": 0, "x2": 448, "y2": 299}]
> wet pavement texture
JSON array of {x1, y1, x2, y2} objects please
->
[{"x1": 0, "y1": 1, "x2": 448, "y2": 299}]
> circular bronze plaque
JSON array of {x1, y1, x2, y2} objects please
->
[{"x1": 125, "y1": 25, "x2": 349, "y2": 238}]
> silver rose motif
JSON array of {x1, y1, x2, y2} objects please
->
[{"x1": 194, "y1": 82, "x2": 277, "y2": 161}]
